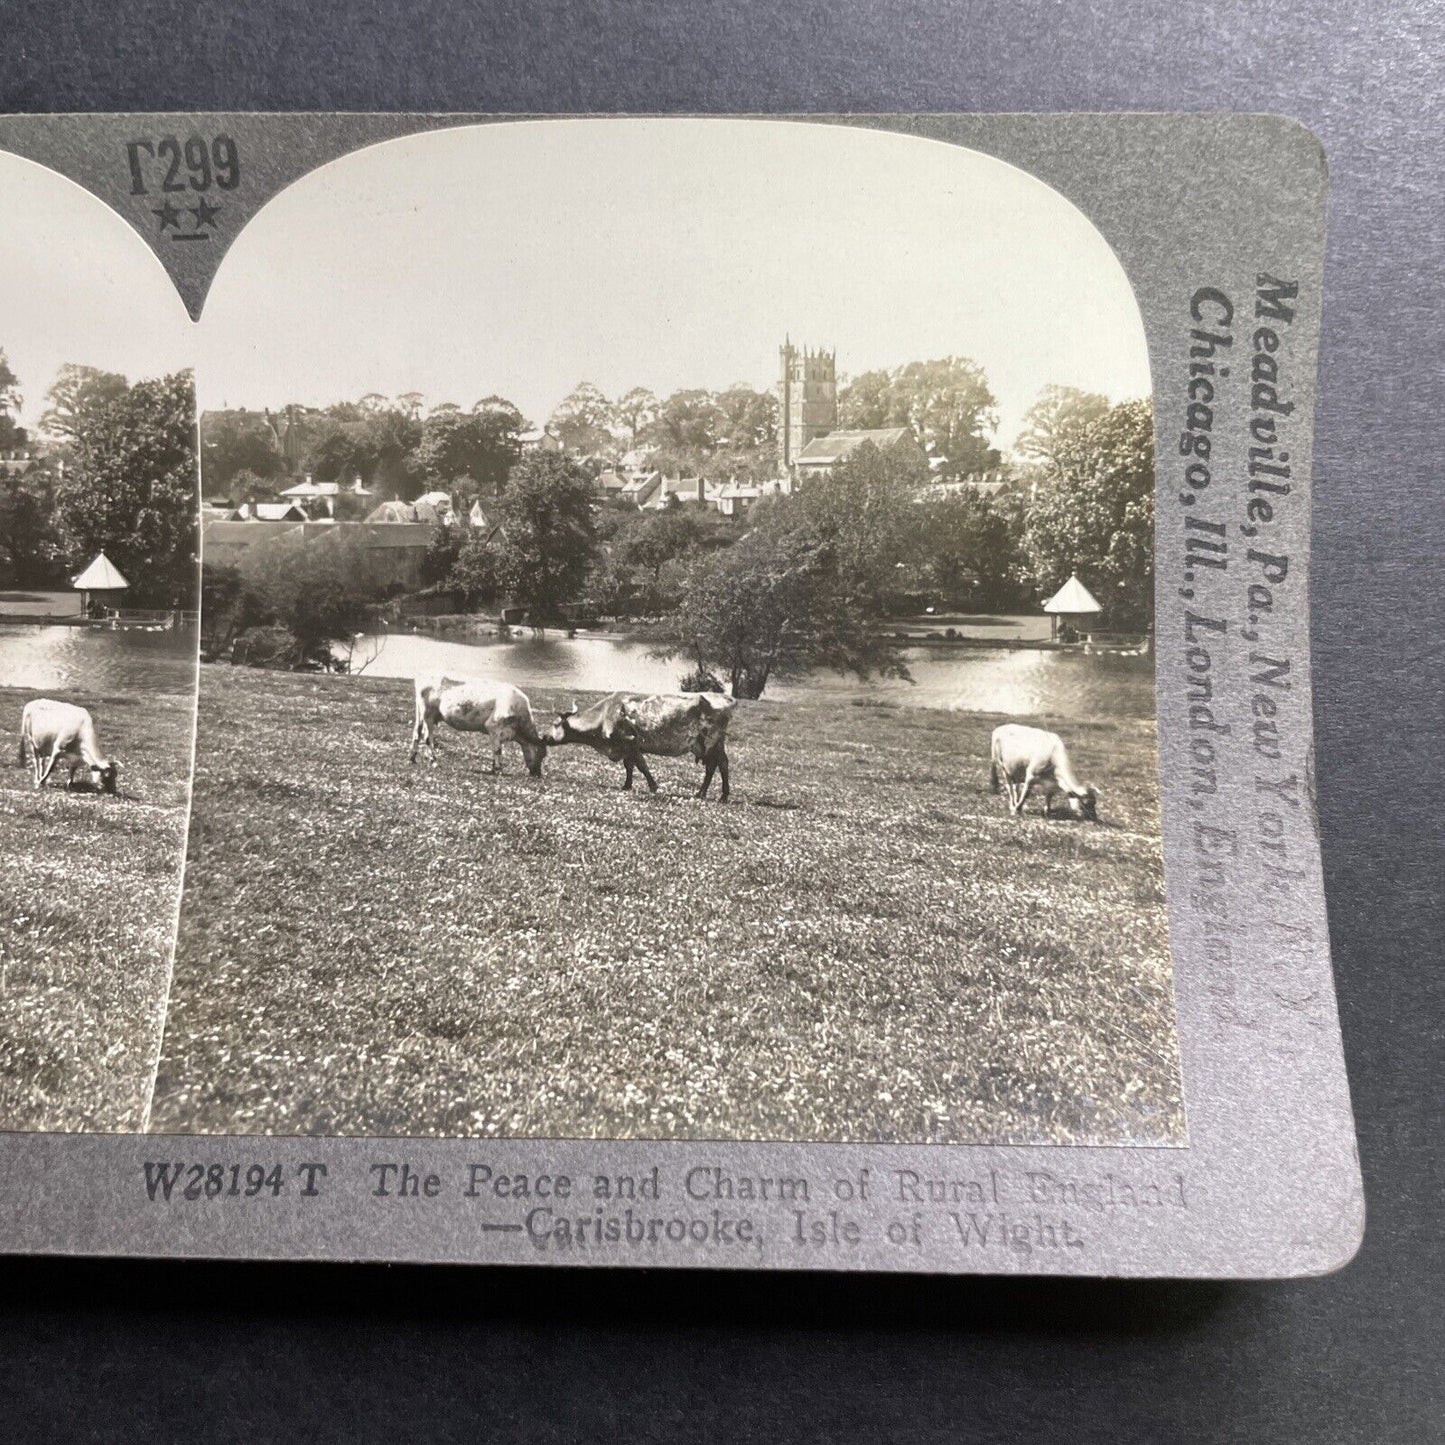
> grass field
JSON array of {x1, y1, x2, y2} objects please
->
[
  {"x1": 152, "y1": 666, "x2": 1184, "y2": 1145},
  {"x1": 0, "y1": 683, "x2": 195, "y2": 1132}
]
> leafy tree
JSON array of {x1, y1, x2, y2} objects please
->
[
  {"x1": 421, "y1": 523, "x2": 464, "y2": 588},
  {"x1": 1015, "y1": 385, "x2": 1110, "y2": 479},
  {"x1": 241, "y1": 526, "x2": 382, "y2": 665},
  {"x1": 715, "y1": 384, "x2": 778, "y2": 451},
  {"x1": 664, "y1": 500, "x2": 907, "y2": 700},
  {"x1": 199, "y1": 562, "x2": 265, "y2": 661},
  {"x1": 54, "y1": 370, "x2": 198, "y2": 608},
  {"x1": 199, "y1": 412, "x2": 284, "y2": 495},
  {"x1": 447, "y1": 530, "x2": 501, "y2": 608},
  {"x1": 643, "y1": 389, "x2": 723, "y2": 461},
  {"x1": 415, "y1": 405, "x2": 523, "y2": 496},
  {"x1": 303, "y1": 402, "x2": 422, "y2": 497},
  {"x1": 583, "y1": 549, "x2": 635, "y2": 619},
  {"x1": 1022, "y1": 397, "x2": 1154, "y2": 629},
  {"x1": 794, "y1": 439, "x2": 930, "y2": 612},
  {"x1": 912, "y1": 487, "x2": 1024, "y2": 610},
  {"x1": 549, "y1": 381, "x2": 612, "y2": 455},
  {"x1": 612, "y1": 386, "x2": 658, "y2": 450},
  {"x1": 494, "y1": 451, "x2": 597, "y2": 622},
  {"x1": 616, "y1": 502, "x2": 707, "y2": 613},
  {"x1": 0, "y1": 465, "x2": 60, "y2": 584},
  {"x1": 839, "y1": 357, "x2": 999, "y2": 479},
  {"x1": 226, "y1": 469, "x2": 275, "y2": 508},
  {"x1": 0, "y1": 348, "x2": 23, "y2": 452},
  {"x1": 303, "y1": 416, "x2": 375, "y2": 486},
  {"x1": 396, "y1": 391, "x2": 425, "y2": 419},
  {"x1": 41, "y1": 364, "x2": 129, "y2": 443}
]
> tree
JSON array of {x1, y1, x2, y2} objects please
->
[
  {"x1": 612, "y1": 386, "x2": 658, "y2": 450},
  {"x1": 199, "y1": 562, "x2": 265, "y2": 662},
  {"x1": 616, "y1": 502, "x2": 707, "y2": 613},
  {"x1": 199, "y1": 412, "x2": 284, "y2": 495},
  {"x1": 41, "y1": 364, "x2": 129, "y2": 443},
  {"x1": 643, "y1": 389, "x2": 723, "y2": 462},
  {"x1": 839, "y1": 357, "x2": 999, "y2": 479},
  {"x1": 1022, "y1": 397, "x2": 1154, "y2": 629},
  {"x1": 794, "y1": 439, "x2": 930, "y2": 612},
  {"x1": 0, "y1": 348, "x2": 23, "y2": 452},
  {"x1": 494, "y1": 451, "x2": 597, "y2": 622},
  {"x1": 715, "y1": 384, "x2": 778, "y2": 452},
  {"x1": 415, "y1": 404, "x2": 523, "y2": 496},
  {"x1": 241, "y1": 526, "x2": 382, "y2": 666},
  {"x1": 663, "y1": 500, "x2": 907, "y2": 700},
  {"x1": 303, "y1": 401, "x2": 422, "y2": 497},
  {"x1": 1015, "y1": 385, "x2": 1110, "y2": 479},
  {"x1": 54, "y1": 370, "x2": 198, "y2": 608},
  {"x1": 447, "y1": 530, "x2": 501, "y2": 608},
  {"x1": 0, "y1": 465, "x2": 60, "y2": 584},
  {"x1": 421, "y1": 523, "x2": 464, "y2": 589},
  {"x1": 912, "y1": 487, "x2": 1024, "y2": 610},
  {"x1": 549, "y1": 381, "x2": 612, "y2": 455}
]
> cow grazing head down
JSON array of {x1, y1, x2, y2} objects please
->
[
  {"x1": 519, "y1": 735, "x2": 547, "y2": 777},
  {"x1": 1070, "y1": 785, "x2": 1100, "y2": 822},
  {"x1": 91, "y1": 760, "x2": 119, "y2": 795}
]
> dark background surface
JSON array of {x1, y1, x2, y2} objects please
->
[{"x1": 1, "y1": 3, "x2": 1441, "y2": 1440}]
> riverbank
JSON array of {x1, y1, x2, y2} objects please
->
[
  {"x1": 0, "y1": 683, "x2": 195, "y2": 1131},
  {"x1": 155, "y1": 666, "x2": 1182, "y2": 1144}
]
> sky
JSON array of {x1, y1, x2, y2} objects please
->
[
  {"x1": 0, "y1": 153, "x2": 193, "y2": 432},
  {"x1": 196, "y1": 119, "x2": 1150, "y2": 454}
]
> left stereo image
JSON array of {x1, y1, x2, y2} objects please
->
[{"x1": 0, "y1": 153, "x2": 198, "y2": 1133}]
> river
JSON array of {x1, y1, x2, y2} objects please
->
[
  {"x1": 350, "y1": 629, "x2": 1155, "y2": 721},
  {"x1": 0, "y1": 623, "x2": 199, "y2": 695}
]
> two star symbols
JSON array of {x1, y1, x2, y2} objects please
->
[{"x1": 152, "y1": 196, "x2": 221, "y2": 234}]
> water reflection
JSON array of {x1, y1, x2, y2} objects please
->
[
  {"x1": 0, "y1": 624, "x2": 198, "y2": 695},
  {"x1": 352, "y1": 631, "x2": 1155, "y2": 721}
]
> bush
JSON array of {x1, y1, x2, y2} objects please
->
[{"x1": 678, "y1": 666, "x2": 726, "y2": 694}]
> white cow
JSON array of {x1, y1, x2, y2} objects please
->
[
  {"x1": 409, "y1": 675, "x2": 547, "y2": 776},
  {"x1": 989, "y1": 723, "x2": 1098, "y2": 821},
  {"x1": 18, "y1": 699, "x2": 119, "y2": 794}
]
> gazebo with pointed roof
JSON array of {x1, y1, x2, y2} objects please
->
[
  {"x1": 1042, "y1": 571, "x2": 1102, "y2": 640},
  {"x1": 72, "y1": 551, "x2": 130, "y2": 616}
]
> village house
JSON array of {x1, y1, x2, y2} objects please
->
[{"x1": 643, "y1": 476, "x2": 719, "y2": 511}]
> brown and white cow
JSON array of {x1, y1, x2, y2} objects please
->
[
  {"x1": 989, "y1": 723, "x2": 1099, "y2": 821},
  {"x1": 547, "y1": 691, "x2": 736, "y2": 801},
  {"x1": 18, "y1": 699, "x2": 119, "y2": 794},
  {"x1": 409, "y1": 675, "x2": 548, "y2": 776}
]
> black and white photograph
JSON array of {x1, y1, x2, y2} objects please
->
[
  {"x1": 0, "y1": 152, "x2": 198, "y2": 1131},
  {"x1": 146, "y1": 120, "x2": 1182, "y2": 1145}
]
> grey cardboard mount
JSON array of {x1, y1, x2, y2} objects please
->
[{"x1": 0, "y1": 113, "x2": 1362, "y2": 1277}]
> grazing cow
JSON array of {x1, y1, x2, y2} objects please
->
[
  {"x1": 547, "y1": 692, "x2": 736, "y2": 801},
  {"x1": 18, "y1": 699, "x2": 119, "y2": 794},
  {"x1": 409, "y1": 675, "x2": 547, "y2": 776},
  {"x1": 989, "y1": 723, "x2": 1099, "y2": 821}
]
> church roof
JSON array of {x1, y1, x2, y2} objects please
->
[
  {"x1": 72, "y1": 552, "x2": 128, "y2": 591},
  {"x1": 1042, "y1": 573, "x2": 1103, "y2": 615},
  {"x1": 793, "y1": 428, "x2": 913, "y2": 466}
]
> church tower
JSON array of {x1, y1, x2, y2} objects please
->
[{"x1": 779, "y1": 338, "x2": 838, "y2": 473}]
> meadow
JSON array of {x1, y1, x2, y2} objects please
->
[
  {"x1": 152, "y1": 666, "x2": 1184, "y2": 1145},
  {"x1": 0, "y1": 681, "x2": 195, "y2": 1132}
]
